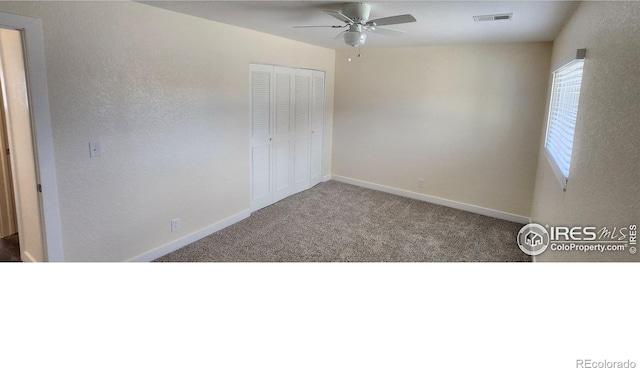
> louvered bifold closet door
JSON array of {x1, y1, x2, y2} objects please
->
[
  {"x1": 250, "y1": 64, "x2": 274, "y2": 211},
  {"x1": 273, "y1": 67, "x2": 294, "y2": 202},
  {"x1": 292, "y1": 70, "x2": 312, "y2": 194},
  {"x1": 310, "y1": 71, "x2": 325, "y2": 186},
  {"x1": 250, "y1": 64, "x2": 323, "y2": 212}
]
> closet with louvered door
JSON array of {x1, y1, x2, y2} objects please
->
[{"x1": 250, "y1": 64, "x2": 325, "y2": 212}]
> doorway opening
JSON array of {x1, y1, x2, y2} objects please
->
[
  {"x1": 0, "y1": 27, "x2": 39, "y2": 261},
  {"x1": 0, "y1": 11, "x2": 64, "y2": 262}
]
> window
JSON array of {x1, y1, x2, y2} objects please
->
[{"x1": 544, "y1": 55, "x2": 585, "y2": 189}]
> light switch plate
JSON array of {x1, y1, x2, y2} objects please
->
[
  {"x1": 171, "y1": 218, "x2": 180, "y2": 233},
  {"x1": 89, "y1": 141, "x2": 101, "y2": 157}
]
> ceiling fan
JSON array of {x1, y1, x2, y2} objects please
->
[{"x1": 294, "y1": 2, "x2": 416, "y2": 47}]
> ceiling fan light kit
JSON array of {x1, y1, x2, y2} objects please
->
[
  {"x1": 344, "y1": 29, "x2": 367, "y2": 47},
  {"x1": 294, "y1": 2, "x2": 416, "y2": 48}
]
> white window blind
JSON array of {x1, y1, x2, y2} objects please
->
[{"x1": 544, "y1": 58, "x2": 584, "y2": 188}]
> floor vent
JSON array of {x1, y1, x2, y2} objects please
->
[{"x1": 473, "y1": 13, "x2": 513, "y2": 22}]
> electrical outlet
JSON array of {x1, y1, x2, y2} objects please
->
[
  {"x1": 89, "y1": 141, "x2": 101, "y2": 157},
  {"x1": 171, "y1": 218, "x2": 180, "y2": 233},
  {"x1": 418, "y1": 179, "x2": 425, "y2": 188}
]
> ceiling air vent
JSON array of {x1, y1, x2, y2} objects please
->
[{"x1": 473, "y1": 13, "x2": 513, "y2": 22}]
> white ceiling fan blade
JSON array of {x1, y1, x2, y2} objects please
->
[
  {"x1": 364, "y1": 27, "x2": 406, "y2": 36},
  {"x1": 324, "y1": 10, "x2": 354, "y2": 24},
  {"x1": 334, "y1": 30, "x2": 347, "y2": 39},
  {"x1": 293, "y1": 25, "x2": 345, "y2": 28},
  {"x1": 367, "y1": 14, "x2": 416, "y2": 26}
]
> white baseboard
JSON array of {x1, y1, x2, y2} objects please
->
[
  {"x1": 129, "y1": 209, "x2": 251, "y2": 262},
  {"x1": 322, "y1": 174, "x2": 332, "y2": 182},
  {"x1": 331, "y1": 175, "x2": 531, "y2": 224}
]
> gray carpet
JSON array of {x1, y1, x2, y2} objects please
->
[{"x1": 155, "y1": 181, "x2": 531, "y2": 262}]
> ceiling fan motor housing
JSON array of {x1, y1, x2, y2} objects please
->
[{"x1": 342, "y1": 2, "x2": 371, "y2": 24}]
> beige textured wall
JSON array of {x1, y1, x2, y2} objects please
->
[
  {"x1": 332, "y1": 43, "x2": 552, "y2": 217},
  {"x1": 531, "y1": 2, "x2": 640, "y2": 261},
  {"x1": 0, "y1": 1, "x2": 335, "y2": 261},
  {"x1": 0, "y1": 28, "x2": 45, "y2": 261}
]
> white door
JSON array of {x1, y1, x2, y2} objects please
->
[
  {"x1": 250, "y1": 65, "x2": 273, "y2": 211},
  {"x1": 250, "y1": 64, "x2": 323, "y2": 211},
  {"x1": 273, "y1": 67, "x2": 294, "y2": 202},
  {"x1": 310, "y1": 71, "x2": 325, "y2": 186},
  {"x1": 292, "y1": 71, "x2": 312, "y2": 194}
]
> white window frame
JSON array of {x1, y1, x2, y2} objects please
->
[{"x1": 544, "y1": 50, "x2": 586, "y2": 191}]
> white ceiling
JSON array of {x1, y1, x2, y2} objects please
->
[{"x1": 141, "y1": 1, "x2": 580, "y2": 49}]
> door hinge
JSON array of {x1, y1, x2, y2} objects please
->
[
  {"x1": 37, "y1": 184, "x2": 42, "y2": 193},
  {"x1": 5, "y1": 148, "x2": 8, "y2": 155}
]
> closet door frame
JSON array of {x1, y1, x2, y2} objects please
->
[{"x1": 249, "y1": 64, "x2": 324, "y2": 212}]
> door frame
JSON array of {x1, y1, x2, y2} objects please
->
[
  {"x1": 0, "y1": 12, "x2": 63, "y2": 261},
  {"x1": 249, "y1": 63, "x2": 324, "y2": 212}
]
